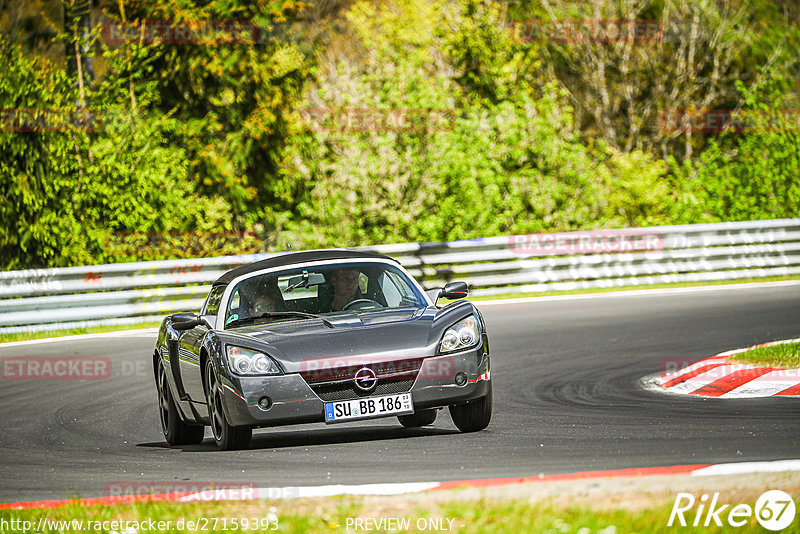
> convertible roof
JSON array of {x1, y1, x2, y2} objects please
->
[{"x1": 213, "y1": 249, "x2": 397, "y2": 286}]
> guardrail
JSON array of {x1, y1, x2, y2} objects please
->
[{"x1": 1, "y1": 218, "x2": 799, "y2": 334}]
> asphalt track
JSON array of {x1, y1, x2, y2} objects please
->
[{"x1": 1, "y1": 284, "x2": 798, "y2": 503}]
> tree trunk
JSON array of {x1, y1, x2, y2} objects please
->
[{"x1": 64, "y1": 0, "x2": 93, "y2": 89}]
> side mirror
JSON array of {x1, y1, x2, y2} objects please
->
[
  {"x1": 441, "y1": 281, "x2": 469, "y2": 300},
  {"x1": 171, "y1": 312, "x2": 201, "y2": 330},
  {"x1": 426, "y1": 288, "x2": 442, "y2": 303}
]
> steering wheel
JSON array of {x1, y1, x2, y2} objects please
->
[{"x1": 341, "y1": 299, "x2": 383, "y2": 311}]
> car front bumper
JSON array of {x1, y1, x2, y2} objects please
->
[{"x1": 218, "y1": 348, "x2": 491, "y2": 428}]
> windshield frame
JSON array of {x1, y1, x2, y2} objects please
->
[{"x1": 216, "y1": 258, "x2": 432, "y2": 330}]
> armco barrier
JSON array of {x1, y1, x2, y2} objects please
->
[{"x1": 1, "y1": 219, "x2": 798, "y2": 334}]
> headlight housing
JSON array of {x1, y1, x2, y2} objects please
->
[
  {"x1": 439, "y1": 315, "x2": 480, "y2": 353},
  {"x1": 225, "y1": 346, "x2": 282, "y2": 376}
]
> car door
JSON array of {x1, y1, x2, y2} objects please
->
[
  {"x1": 179, "y1": 284, "x2": 225, "y2": 402},
  {"x1": 177, "y1": 323, "x2": 208, "y2": 402}
]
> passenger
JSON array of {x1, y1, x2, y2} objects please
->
[{"x1": 329, "y1": 269, "x2": 360, "y2": 311}]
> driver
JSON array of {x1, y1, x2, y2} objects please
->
[
  {"x1": 329, "y1": 268, "x2": 360, "y2": 311},
  {"x1": 244, "y1": 290, "x2": 277, "y2": 323}
]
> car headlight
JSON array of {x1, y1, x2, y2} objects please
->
[
  {"x1": 439, "y1": 315, "x2": 480, "y2": 353},
  {"x1": 226, "y1": 346, "x2": 282, "y2": 376}
]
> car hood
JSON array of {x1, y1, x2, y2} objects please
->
[{"x1": 219, "y1": 303, "x2": 475, "y2": 374}]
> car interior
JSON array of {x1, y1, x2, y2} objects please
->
[{"x1": 225, "y1": 264, "x2": 422, "y2": 324}]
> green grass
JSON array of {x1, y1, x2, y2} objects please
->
[
  {"x1": 731, "y1": 341, "x2": 800, "y2": 368},
  {"x1": 438, "y1": 499, "x2": 771, "y2": 534},
  {"x1": 0, "y1": 322, "x2": 162, "y2": 344},
  {"x1": 0, "y1": 494, "x2": 780, "y2": 533}
]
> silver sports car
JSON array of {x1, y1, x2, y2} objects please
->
[{"x1": 153, "y1": 250, "x2": 492, "y2": 449}]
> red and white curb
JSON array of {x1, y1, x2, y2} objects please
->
[
  {"x1": 2, "y1": 459, "x2": 799, "y2": 510},
  {"x1": 646, "y1": 339, "x2": 800, "y2": 398}
]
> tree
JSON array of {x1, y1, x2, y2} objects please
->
[
  {"x1": 669, "y1": 76, "x2": 800, "y2": 223},
  {"x1": 521, "y1": 0, "x2": 800, "y2": 161},
  {"x1": 98, "y1": 0, "x2": 313, "y2": 229},
  {"x1": 0, "y1": 41, "x2": 84, "y2": 268},
  {"x1": 277, "y1": 0, "x2": 671, "y2": 250},
  {"x1": 0, "y1": 19, "x2": 230, "y2": 268}
]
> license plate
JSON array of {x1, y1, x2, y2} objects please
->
[{"x1": 325, "y1": 393, "x2": 413, "y2": 423}]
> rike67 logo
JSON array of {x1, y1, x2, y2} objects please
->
[{"x1": 669, "y1": 490, "x2": 796, "y2": 531}]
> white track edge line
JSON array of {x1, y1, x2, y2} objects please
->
[
  {"x1": 692, "y1": 459, "x2": 800, "y2": 477},
  {"x1": 0, "y1": 328, "x2": 159, "y2": 347},
  {"x1": 179, "y1": 460, "x2": 800, "y2": 502}
]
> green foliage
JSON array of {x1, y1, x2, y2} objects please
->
[
  {"x1": 108, "y1": 0, "x2": 312, "y2": 227},
  {"x1": 1, "y1": 0, "x2": 799, "y2": 269},
  {"x1": 0, "y1": 40, "x2": 84, "y2": 268},
  {"x1": 669, "y1": 76, "x2": 800, "y2": 223},
  {"x1": 278, "y1": 0, "x2": 671, "y2": 250},
  {"x1": 0, "y1": 27, "x2": 229, "y2": 268},
  {"x1": 597, "y1": 149, "x2": 670, "y2": 228}
]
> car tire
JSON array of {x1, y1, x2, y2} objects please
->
[
  {"x1": 397, "y1": 408, "x2": 437, "y2": 428},
  {"x1": 204, "y1": 359, "x2": 252, "y2": 450},
  {"x1": 157, "y1": 360, "x2": 205, "y2": 445},
  {"x1": 449, "y1": 380, "x2": 492, "y2": 432}
]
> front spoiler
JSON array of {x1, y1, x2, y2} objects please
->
[{"x1": 218, "y1": 348, "x2": 491, "y2": 428}]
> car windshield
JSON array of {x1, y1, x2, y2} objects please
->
[{"x1": 224, "y1": 262, "x2": 427, "y2": 328}]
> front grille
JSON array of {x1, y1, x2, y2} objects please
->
[
  {"x1": 300, "y1": 357, "x2": 423, "y2": 401},
  {"x1": 311, "y1": 378, "x2": 415, "y2": 401}
]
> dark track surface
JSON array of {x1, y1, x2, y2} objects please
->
[{"x1": 1, "y1": 284, "x2": 798, "y2": 502}]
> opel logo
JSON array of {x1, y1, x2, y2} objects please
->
[{"x1": 353, "y1": 367, "x2": 378, "y2": 392}]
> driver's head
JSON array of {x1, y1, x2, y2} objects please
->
[
  {"x1": 248, "y1": 293, "x2": 274, "y2": 316},
  {"x1": 331, "y1": 269, "x2": 359, "y2": 297}
]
